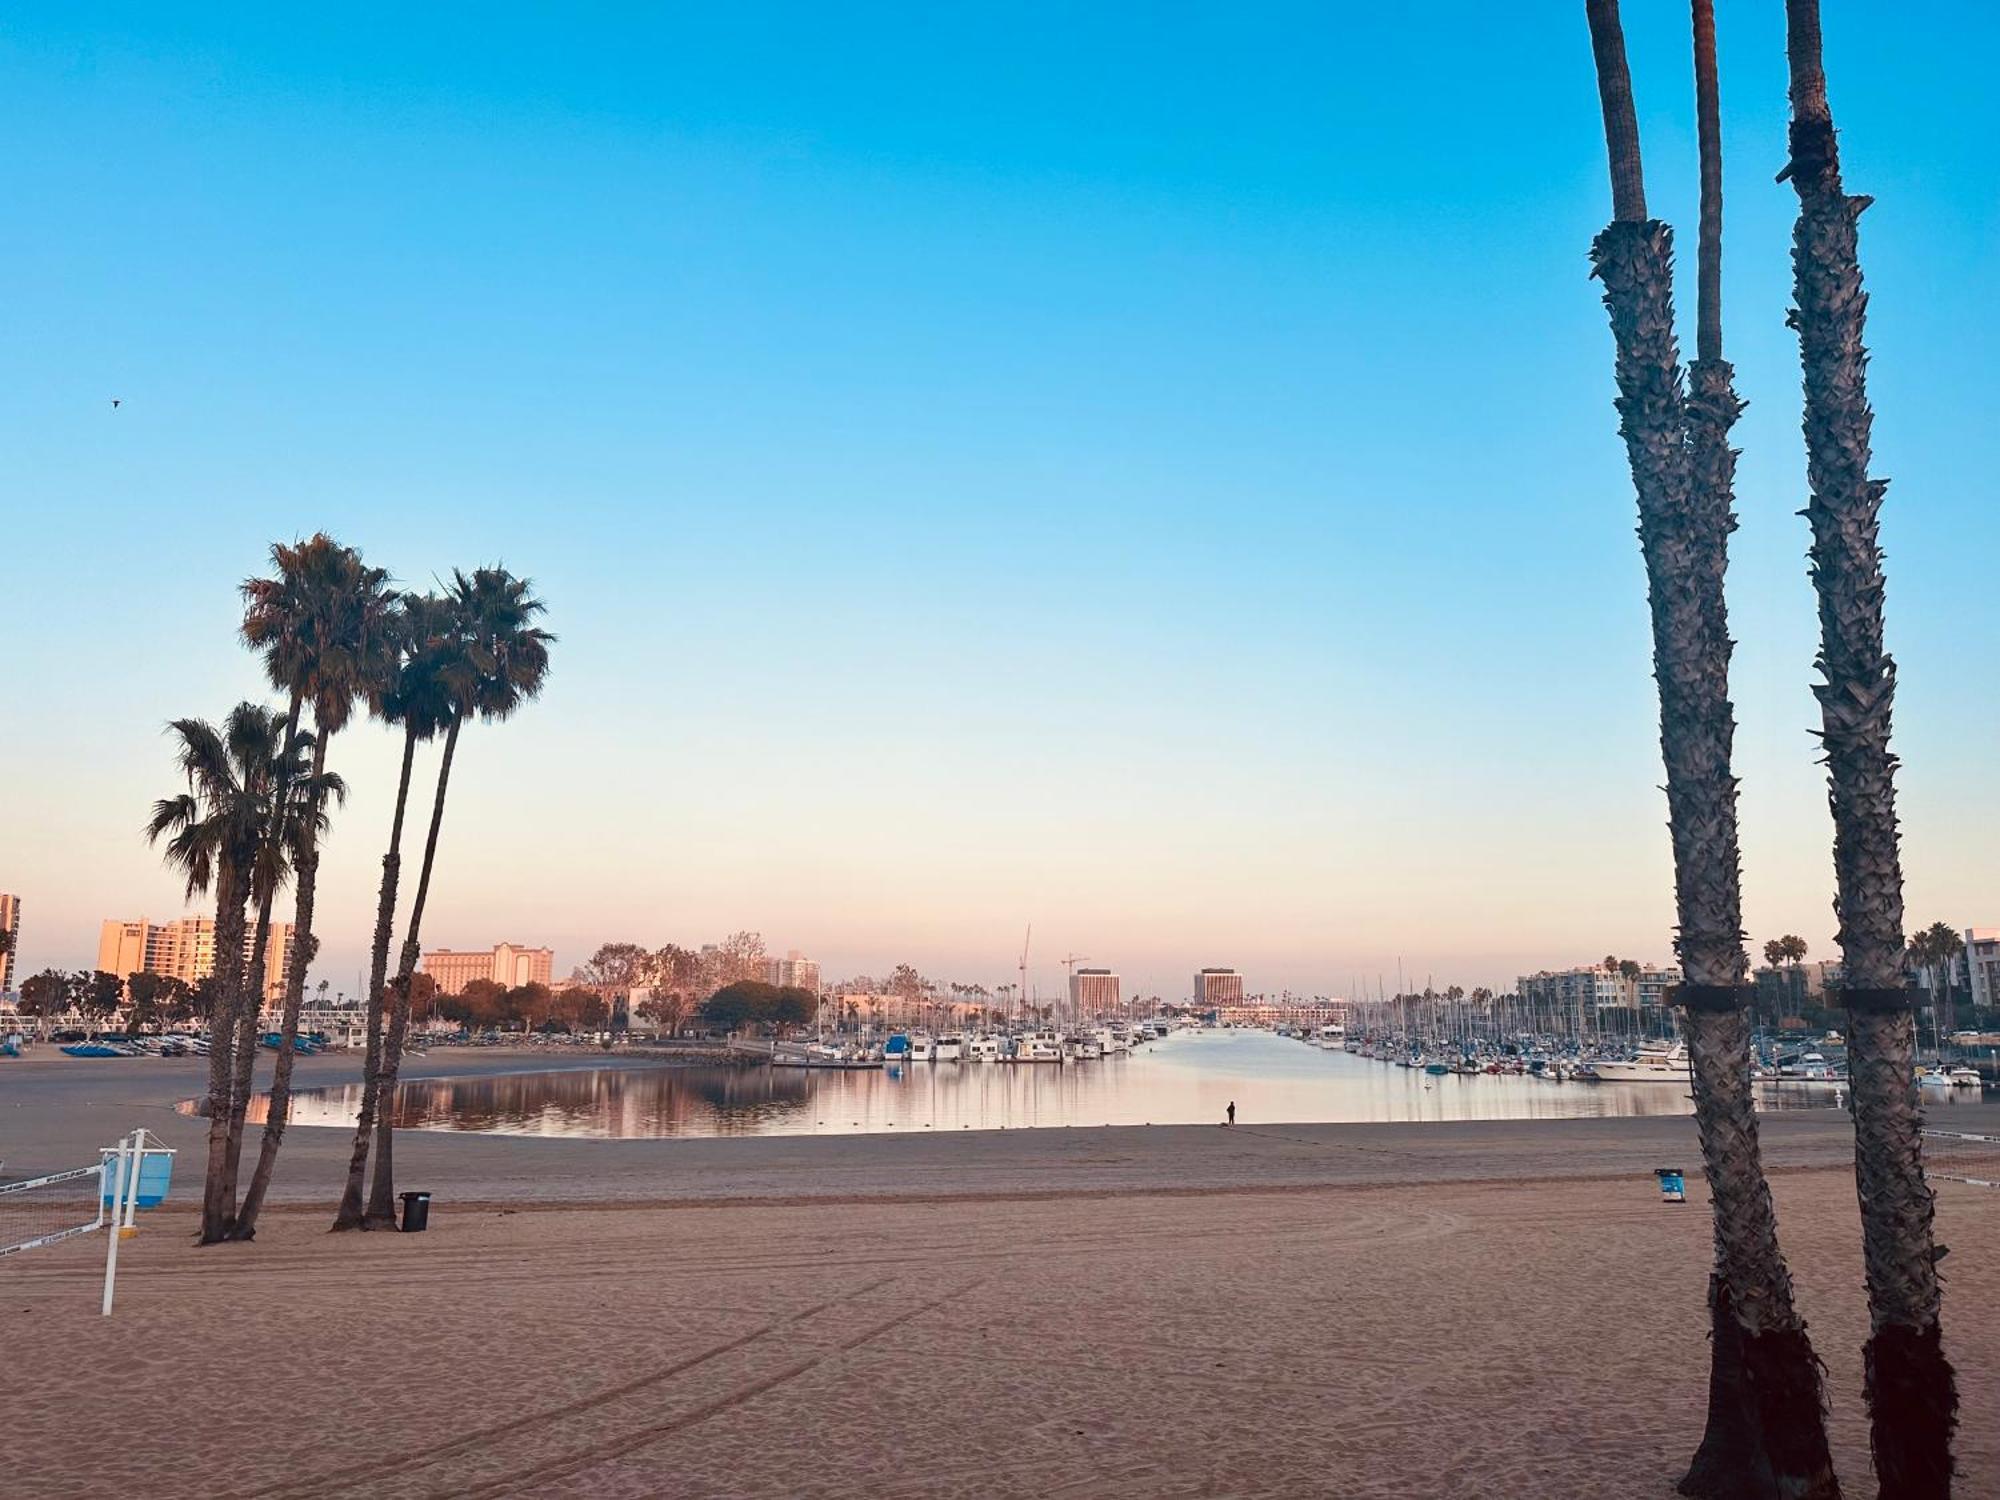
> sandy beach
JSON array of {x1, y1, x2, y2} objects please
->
[{"x1": 4, "y1": 1054, "x2": 1996, "y2": 1498}]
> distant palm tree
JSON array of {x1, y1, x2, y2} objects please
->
[
  {"x1": 1584, "y1": 4, "x2": 1836, "y2": 1493},
  {"x1": 145, "y1": 704, "x2": 300, "y2": 1244},
  {"x1": 1781, "y1": 3, "x2": 1955, "y2": 1489},
  {"x1": 363, "y1": 567, "x2": 552, "y2": 1227},
  {"x1": 233, "y1": 536, "x2": 396, "y2": 1240},
  {"x1": 332, "y1": 592, "x2": 464, "y2": 1231}
]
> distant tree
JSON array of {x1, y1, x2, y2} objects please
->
[
  {"x1": 582, "y1": 942, "x2": 649, "y2": 1030},
  {"x1": 18, "y1": 968, "x2": 75, "y2": 1017},
  {"x1": 701, "y1": 980, "x2": 779, "y2": 1032},
  {"x1": 1763, "y1": 938, "x2": 1787, "y2": 969},
  {"x1": 126, "y1": 971, "x2": 172, "y2": 1031},
  {"x1": 1909, "y1": 923, "x2": 1965, "y2": 1039},
  {"x1": 771, "y1": 986, "x2": 816, "y2": 1033},
  {"x1": 79, "y1": 970, "x2": 126, "y2": 1019},
  {"x1": 447, "y1": 978, "x2": 508, "y2": 1028},
  {"x1": 551, "y1": 986, "x2": 608, "y2": 1031},
  {"x1": 504, "y1": 982, "x2": 551, "y2": 1030}
]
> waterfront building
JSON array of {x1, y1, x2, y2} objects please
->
[
  {"x1": 96, "y1": 915, "x2": 293, "y2": 1002},
  {"x1": 1193, "y1": 968, "x2": 1244, "y2": 1007},
  {"x1": 420, "y1": 942, "x2": 555, "y2": 996},
  {"x1": 1213, "y1": 998, "x2": 1347, "y2": 1029},
  {"x1": 762, "y1": 950, "x2": 822, "y2": 994},
  {"x1": 1069, "y1": 967, "x2": 1121, "y2": 1015},
  {"x1": 0, "y1": 892, "x2": 19, "y2": 993},
  {"x1": 1966, "y1": 929, "x2": 2000, "y2": 1012}
]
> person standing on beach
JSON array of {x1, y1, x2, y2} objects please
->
[{"x1": 1226, "y1": 1101, "x2": 1236, "y2": 1127}]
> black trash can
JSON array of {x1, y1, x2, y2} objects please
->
[{"x1": 399, "y1": 1191, "x2": 432, "y2": 1233}]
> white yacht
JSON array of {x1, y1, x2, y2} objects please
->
[
  {"x1": 1316, "y1": 1024, "x2": 1346, "y2": 1050},
  {"x1": 909, "y1": 1036, "x2": 935, "y2": 1062},
  {"x1": 933, "y1": 1035, "x2": 965, "y2": 1061},
  {"x1": 1950, "y1": 1066, "x2": 1983, "y2": 1088},
  {"x1": 1094, "y1": 1026, "x2": 1132, "y2": 1055},
  {"x1": 1064, "y1": 1034, "x2": 1103, "y2": 1061},
  {"x1": 1589, "y1": 1043, "x2": 1690, "y2": 1084},
  {"x1": 1015, "y1": 1029, "x2": 1063, "y2": 1063},
  {"x1": 968, "y1": 1035, "x2": 1003, "y2": 1063}
]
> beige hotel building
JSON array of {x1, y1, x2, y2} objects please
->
[
  {"x1": 98, "y1": 916, "x2": 295, "y2": 1003},
  {"x1": 420, "y1": 942, "x2": 555, "y2": 996}
]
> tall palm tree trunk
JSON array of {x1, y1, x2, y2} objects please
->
[
  {"x1": 365, "y1": 716, "x2": 460, "y2": 1228},
  {"x1": 199, "y1": 868, "x2": 250, "y2": 1244},
  {"x1": 1586, "y1": 5, "x2": 1835, "y2": 1494},
  {"x1": 223, "y1": 694, "x2": 302, "y2": 1225},
  {"x1": 236, "y1": 725, "x2": 336, "y2": 1238},
  {"x1": 334, "y1": 723, "x2": 420, "y2": 1230},
  {"x1": 1782, "y1": 4, "x2": 1954, "y2": 1492}
]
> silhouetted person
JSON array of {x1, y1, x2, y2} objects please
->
[{"x1": 1226, "y1": 1101, "x2": 1236, "y2": 1127}]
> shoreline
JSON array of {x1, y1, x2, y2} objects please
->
[{"x1": 6, "y1": 1050, "x2": 1996, "y2": 1496}]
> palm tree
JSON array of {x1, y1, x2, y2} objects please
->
[
  {"x1": 332, "y1": 592, "x2": 462, "y2": 1231},
  {"x1": 1781, "y1": 4, "x2": 1955, "y2": 1491},
  {"x1": 364, "y1": 567, "x2": 553, "y2": 1227},
  {"x1": 232, "y1": 536, "x2": 396, "y2": 1239},
  {"x1": 1908, "y1": 922, "x2": 1964, "y2": 1044},
  {"x1": 145, "y1": 704, "x2": 297, "y2": 1243},
  {"x1": 1584, "y1": 4, "x2": 1837, "y2": 1493}
]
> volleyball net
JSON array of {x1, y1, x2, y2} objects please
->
[
  {"x1": 1924, "y1": 1130, "x2": 2000, "y2": 1190},
  {"x1": 0, "y1": 1163, "x2": 107, "y2": 1257}
]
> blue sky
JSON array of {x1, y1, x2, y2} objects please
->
[{"x1": 3, "y1": 3, "x2": 1994, "y2": 998}]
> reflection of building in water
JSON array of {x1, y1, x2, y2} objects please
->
[{"x1": 421, "y1": 942, "x2": 555, "y2": 995}]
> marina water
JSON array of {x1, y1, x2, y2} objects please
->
[{"x1": 261, "y1": 1028, "x2": 1940, "y2": 1141}]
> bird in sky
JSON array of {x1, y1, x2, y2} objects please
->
[{"x1": 110, "y1": 398, "x2": 121, "y2": 409}]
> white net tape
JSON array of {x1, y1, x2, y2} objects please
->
[{"x1": 0, "y1": 1165, "x2": 106, "y2": 1256}]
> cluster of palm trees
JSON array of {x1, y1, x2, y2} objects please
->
[
  {"x1": 146, "y1": 537, "x2": 552, "y2": 1243},
  {"x1": 1585, "y1": 2, "x2": 1951, "y2": 1495}
]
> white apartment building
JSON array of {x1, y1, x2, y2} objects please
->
[
  {"x1": 1965, "y1": 929, "x2": 2000, "y2": 1011},
  {"x1": 0, "y1": 892, "x2": 19, "y2": 993},
  {"x1": 762, "y1": 951, "x2": 822, "y2": 993}
]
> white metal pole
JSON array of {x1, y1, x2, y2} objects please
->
[
  {"x1": 121, "y1": 1131, "x2": 149, "y2": 1232},
  {"x1": 122, "y1": 1131, "x2": 145, "y2": 1233},
  {"x1": 101, "y1": 1132, "x2": 131, "y2": 1316}
]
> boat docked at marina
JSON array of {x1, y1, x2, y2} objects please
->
[
  {"x1": 1014, "y1": 1029, "x2": 1063, "y2": 1063},
  {"x1": 1587, "y1": 1043, "x2": 1690, "y2": 1084}
]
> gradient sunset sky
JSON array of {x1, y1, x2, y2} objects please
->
[{"x1": 3, "y1": 3, "x2": 1994, "y2": 999}]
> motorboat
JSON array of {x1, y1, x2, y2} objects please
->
[
  {"x1": 1950, "y1": 1066, "x2": 1983, "y2": 1088},
  {"x1": 967, "y1": 1035, "x2": 1004, "y2": 1063},
  {"x1": 933, "y1": 1035, "x2": 965, "y2": 1062},
  {"x1": 1014, "y1": 1029, "x2": 1064, "y2": 1063},
  {"x1": 909, "y1": 1036, "x2": 936, "y2": 1063},
  {"x1": 1588, "y1": 1043, "x2": 1691, "y2": 1084},
  {"x1": 1064, "y1": 1034, "x2": 1102, "y2": 1061}
]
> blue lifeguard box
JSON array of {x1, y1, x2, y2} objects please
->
[{"x1": 101, "y1": 1141, "x2": 175, "y2": 1209}]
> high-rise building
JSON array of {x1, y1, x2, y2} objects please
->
[
  {"x1": 0, "y1": 892, "x2": 20, "y2": 993},
  {"x1": 1069, "y1": 967, "x2": 1121, "y2": 1014},
  {"x1": 420, "y1": 943, "x2": 555, "y2": 996},
  {"x1": 97, "y1": 916, "x2": 293, "y2": 1003},
  {"x1": 762, "y1": 951, "x2": 822, "y2": 993},
  {"x1": 1193, "y1": 968, "x2": 1244, "y2": 1007},
  {"x1": 1965, "y1": 929, "x2": 2000, "y2": 1013}
]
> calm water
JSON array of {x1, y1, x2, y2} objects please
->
[{"x1": 267, "y1": 1029, "x2": 1906, "y2": 1140}]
